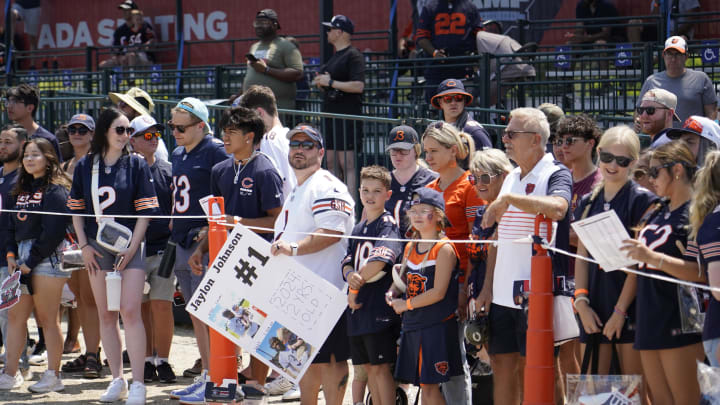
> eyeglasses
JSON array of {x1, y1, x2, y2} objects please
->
[
  {"x1": 3, "y1": 98, "x2": 24, "y2": 106},
  {"x1": 289, "y1": 140, "x2": 318, "y2": 150},
  {"x1": 68, "y1": 126, "x2": 90, "y2": 135},
  {"x1": 407, "y1": 208, "x2": 434, "y2": 216},
  {"x1": 134, "y1": 131, "x2": 161, "y2": 141},
  {"x1": 469, "y1": 172, "x2": 498, "y2": 185},
  {"x1": 648, "y1": 162, "x2": 676, "y2": 179},
  {"x1": 502, "y1": 130, "x2": 536, "y2": 140},
  {"x1": 598, "y1": 151, "x2": 633, "y2": 168},
  {"x1": 167, "y1": 121, "x2": 199, "y2": 133},
  {"x1": 554, "y1": 137, "x2": 584, "y2": 147},
  {"x1": 632, "y1": 168, "x2": 647, "y2": 181},
  {"x1": 114, "y1": 126, "x2": 133, "y2": 135},
  {"x1": 635, "y1": 106, "x2": 669, "y2": 116},
  {"x1": 441, "y1": 94, "x2": 466, "y2": 104}
]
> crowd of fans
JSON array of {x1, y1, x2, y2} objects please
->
[{"x1": 1, "y1": 2, "x2": 720, "y2": 405}]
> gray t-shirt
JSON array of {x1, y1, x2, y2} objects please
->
[
  {"x1": 243, "y1": 37, "x2": 304, "y2": 110},
  {"x1": 639, "y1": 69, "x2": 716, "y2": 122}
]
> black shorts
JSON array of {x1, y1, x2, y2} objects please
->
[
  {"x1": 313, "y1": 313, "x2": 350, "y2": 364},
  {"x1": 349, "y1": 324, "x2": 400, "y2": 365},
  {"x1": 488, "y1": 303, "x2": 527, "y2": 356}
]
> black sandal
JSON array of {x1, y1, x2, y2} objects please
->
[
  {"x1": 61, "y1": 353, "x2": 86, "y2": 373},
  {"x1": 83, "y1": 352, "x2": 102, "y2": 379}
]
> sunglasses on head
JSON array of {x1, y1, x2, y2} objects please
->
[
  {"x1": 134, "y1": 131, "x2": 161, "y2": 141},
  {"x1": 635, "y1": 106, "x2": 669, "y2": 116},
  {"x1": 289, "y1": 140, "x2": 318, "y2": 150},
  {"x1": 469, "y1": 172, "x2": 498, "y2": 186},
  {"x1": 441, "y1": 94, "x2": 466, "y2": 103},
  {"x1": 554, "y1": 136, "x2": 584, "y2": 147},
  {"x1": 114, "y1": 126, "x2": 133, "y2": 135},
  {"x1": 598, "y1": 151, "x2": 633, "y2": 168},
  {"x1": 648, "y1": 162, "x2": 677, "y2": 179},
  {"x1": 68, "y1": 126, "x2": 90, "y2": 135},
  {"x1": 167, "y1": 121, "x2": 199, "y2": 133}
]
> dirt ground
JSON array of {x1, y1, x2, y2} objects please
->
[{"x1": 0, "y1": 316, "x2": 419, "y2": 405}]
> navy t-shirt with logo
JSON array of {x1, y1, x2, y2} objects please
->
[
  {"x1": 145, "y1": 159, "x2": 173, "y2": 256},
  {"x1": 210, "y1": 153, "x2": 284, "y2": 242},
  {"x1": 386, "y1": 167, "x2": 437, "y2": 237}
]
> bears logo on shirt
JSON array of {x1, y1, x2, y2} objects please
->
[
  {"x1": 406, "y1": 273, "x2": 427, "y2": 298},
  {"x1": 435, "y1": 361, "x2": 449, "y2": 376}
]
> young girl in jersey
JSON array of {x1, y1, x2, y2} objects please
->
[
  {"x1": 574, "y1": 126, "x2": 657, "y2": 377},
  {"x1": 69, "y1": 107, "x2": 159, "y2": 405},
  {"x1": 685, "y1": 150, "x2": 720, "y2": 367},
  {"x1": 620, "y1": 140, "x2": 705, "y2": 405},
  {"x1": 385, "y1": 125, "x2": 437, "y2": 238},
  {"x1": 0, "y1": 138, "x2": 71, "y2": 393},
  {"x1": 389, "y1": 188, "x2": 461, "y2": 405}
]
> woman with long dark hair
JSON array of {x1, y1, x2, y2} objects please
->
[
  {"x1": 0, "y1": 138, "x2": 71, "y2": 393},
  {"x1": 68, "y1": 107, "x2": 159, "y2": 405}
]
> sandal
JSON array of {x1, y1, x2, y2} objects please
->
[
  {"x1": 83, "y1": 352, "x2": 102, "y2": 379},
  {"x1": 61, "y1": 353, "x2": 87, "y2": 373}
]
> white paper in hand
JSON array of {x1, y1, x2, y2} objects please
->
[{"x1": 571, "y1": 209, "x2": 639, "y2": 272}]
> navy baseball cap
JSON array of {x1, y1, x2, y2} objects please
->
[
  {"x1": 256, "y1": 9, "x2": 280, "y2": 29},
  {"x1": 322, "y1": 15, "x2": 354, "y2": 35},
  {"x1": 430, "y1": 78, "x2": 473, "y2": 109},
  {"x1": 385, "y1": 125, "x2": 419, "y2": 151},
  {"x1": 68, "y1": 113, "x2": 95, "y2": 131},
  {"x1": 287, "y1": 124, "x2": 324, "y2": 148},
  {"x1": 409, "y1": 188, "x2": 452, "y2": 227}
]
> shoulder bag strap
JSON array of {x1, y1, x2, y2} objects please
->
[{"x1": 91, "y1": 155, "x2": 109, "y2": 222}]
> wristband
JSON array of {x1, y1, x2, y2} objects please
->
[
  {"x1": 574, "y1": 288, "x2": 589, "y2": 298},
  {"x1": 657, "y1": 254, "x2": 665, "y2": 269},
  {"x1": 328, "y1": 79, "x2": 334, "y2": 88},
  {"x1": 613, "y1": 306, "x2": 628, "y2": 318},
  {"x1": 290, "y1": 242, "x2": 299, "y2": 256},
  {"x1": 433, "y1": 49, "x2": 440, "y2": 57},
  {"x1": 573, "y1": 296, "x2": 590, "y2": 309},
  {"x1": 349, "y1": 288, "x2": 359, "y2": 294},
  {"x1": 6, "y1": 252, "x2": 15, "y2": 259},
  {"x1": 406, "y1": 298, "x2": 414, "y2": 310}
]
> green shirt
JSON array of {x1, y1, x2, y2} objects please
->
[{"x1": 243, "y1": 37, "x2": 304, "y2": 110}]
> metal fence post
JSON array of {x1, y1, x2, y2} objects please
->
[
  {"x1": 101, "y1": 69, "x2": 111, "y2": 95},
  {"x1": 477, "y1": 53, "x2": 491, "y2": 109},
  {"x1": 214, "y1": 65, "x2": 224, "y2": 100},
  {"x1": 641, "y1": 43, "x2": 653, "y2": 81}
]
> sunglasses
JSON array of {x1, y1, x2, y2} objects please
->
[
  {"x1": 167, "y1": 121, "x2": 199, "y2": 133},
  {"x1": 134, "y1": 131, "x2": 161, "y2": 141},
  {"x1": 441, "y1": 94, "x2": 466, "y2": 103},
  {"x1": 648, "y1": 162, "x2": 676, "y2": 179},
  {"x1": 554, "y1": 137, "x2": 584, "y2": 147},
  {"x1": 598, "y1": 151, "x2": 633, "y2": 168},
  {"x1": 469, "y1": 172, "x2": 498, "y2": 186},
  {"x1": 635, "y1": 106, "x2": 669, "y2": 116},
  {"x1": 289, "y1": 140, "x2": 318, "y2": 150},
  {"x1": 114, "y1": 126, "x2": 133, "y2": 135},
  {"x1": 632, "y1": 168, "x2": 647, "y2": 180},
  {"x1": 502, "y1": 130, "x2": 536, "y2": 140},
  {"x1": 68, "y1": 126, "x2": 90, "y2": 135}
]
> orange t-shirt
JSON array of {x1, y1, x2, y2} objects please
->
[{"x1": 427, "y1": 171, "x2": 486, "y2": 277}]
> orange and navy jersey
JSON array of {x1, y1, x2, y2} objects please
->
[
  {"x1": 401, "y1": 238, "x2": 459, "y2": 331},
  {"x1": 426, "y1": 171, "x2": 485, "y2": 275},
  {"x1": 68, "y1": 153, "x2": 159, "y2": 239},
  {"x1": 415, "y1": 0, "x2": 482, "y2": 56}
]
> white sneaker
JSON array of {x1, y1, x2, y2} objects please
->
[
  {"x1": 125, "y1": 381, "x2": 146, "y2": 405},
  {"x1": 20, "y1": 367, "x2": 32, "y2": 381},
  {"x1": 281, "y1": 385, "x2": 300, "y2": 401},
  {"x1": 28, "y1": 370, "x2": 64, "y2": 393},
  {"x1": 29, "y1": 350, "x2": 47, "y2": 366},
  {"x1": 265, "y1": 376, "x2": 293, "y2": 395},
  {"x1": 0, "y1": 372, "x2": 23, "y2": 390},
  {"x1": 100, "y1": 378, "x2": 128, "y2": 402}
]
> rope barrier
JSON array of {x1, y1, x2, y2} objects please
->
[{"x1": 3, "y1": 208, "x2": 719, "y2": 293}]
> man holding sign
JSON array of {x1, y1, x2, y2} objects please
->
[{"x1": 271, "y1": 124, "x2": 354, "y2": 405}]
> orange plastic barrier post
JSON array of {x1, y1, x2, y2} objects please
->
[
  {"x1": 523, "y1": 215, "x2": 555, "y2": 405},
  {"x1": 206, "y1": 197, "x2": 238, "y2": 400}
]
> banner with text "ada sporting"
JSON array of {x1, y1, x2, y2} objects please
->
[{"x1": 185, "y1": 223, "x2": 347, "y2": 384}]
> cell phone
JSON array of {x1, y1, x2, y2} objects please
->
[{"x1": 245, "y1": 53, "x2": 258, "y2": 62}]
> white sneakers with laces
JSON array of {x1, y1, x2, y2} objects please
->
[
  {"x1": 0, "y1": 371, "x2": 23, "y2": 390},
  {"x1": 100, "y1": 377, "x2": 128, "y2": 402},
  {"x1": 126, "y1": 381, "x2": 146, "y2": 405},
  {"x1": 28, "y1": 370, "x2": 64, "y2": 393}
]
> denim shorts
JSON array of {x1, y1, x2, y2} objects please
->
[{"x1": 18, "y1": 239, "x2": 70, "y2": 280}]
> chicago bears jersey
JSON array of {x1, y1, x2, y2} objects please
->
[
  {"x1": 343, "y1": 211, "x2": 402, "y2": 336},
  {"x1": 401, "y1": 238, "x2": 459, "y2": 331},
  {"x1": 145, "y1": 159, "x2": 172, "y2": 256},
  {"x1": 210, "y1": 153, "x2": 284, "y2": 241},
  {"x1": 0, "y1": 167, "x2": 18, "y2": 267},
  {"x1": 634, "y1": 201, "x2": 702, "y2": 350},
  {"x1": 273, "y1": 169, "x2": 355, "y2": 289},
  {"x1": 467, "y1": 205, "x2": 496, "y2": 298},
  {"x1": 684, "y1": 205, "x2": 720, "y2": 341},
  {"x1": 575, "y1": 181, "x2": 658, "y2": 343},
  {"x1": 170, "y1": 136, "x2": 229, "y2": 247},
  {"x1": 68, "y1": 153, "x2": 159, "y2": 239},
  {"x1": 386, "y1": 166, "x2": 438, "y2": 237},
  {"x1": 416, "y1": 0, "x2": 482, "y2": 56}
]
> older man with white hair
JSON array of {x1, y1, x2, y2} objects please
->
[{"x1": 480, "y1": 107, "x2": 573, "y2": 405}]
